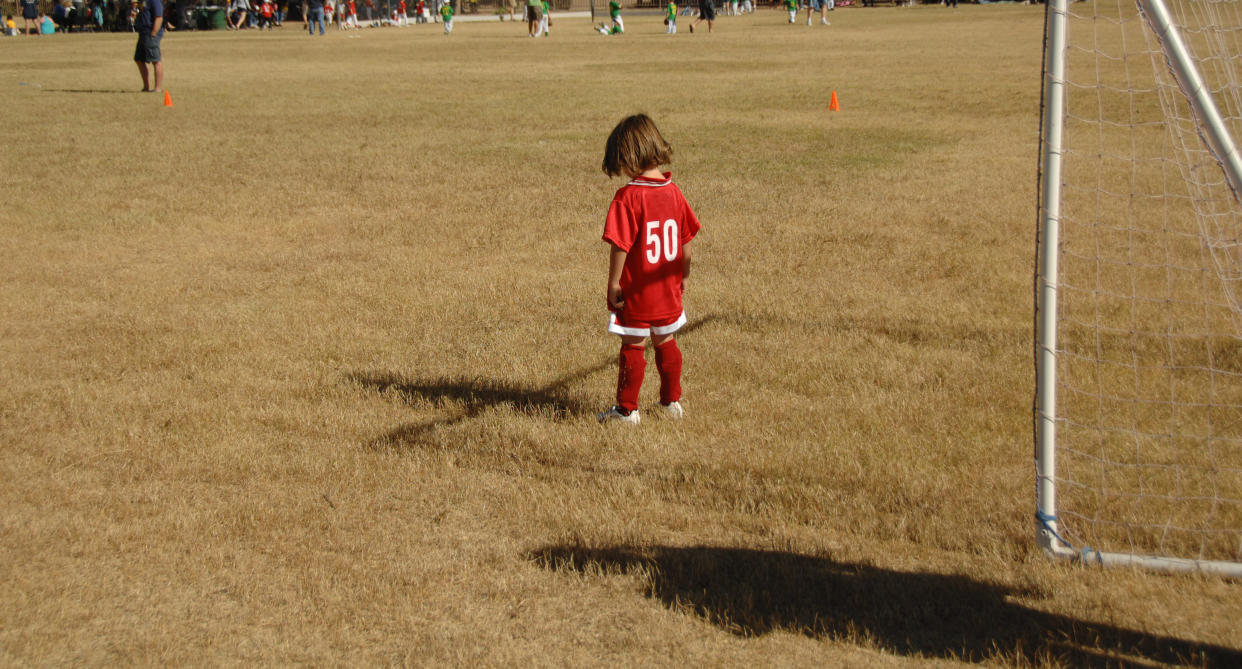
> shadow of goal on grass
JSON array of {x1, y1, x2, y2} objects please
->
[
  {"x1": 529, "y1": 544, "x2": 1242, "y2": 666},
  {"x1": 40, "y1": 88, "x2": 147, "y2": 94},
  {"x1": 348, "y1": 314, "x2": 720, "y2": 448}
]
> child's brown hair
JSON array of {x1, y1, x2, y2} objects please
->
[{"x1": 602, "y1": 114, "x2": 673, "y2": 177}]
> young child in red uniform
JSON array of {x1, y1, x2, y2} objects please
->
[
  {"x1": 598, "y1": 114, "x2": 701, "y2": 424},
  {"x1": 259, "y1": 0, "x2": 274, "y2": 29}
]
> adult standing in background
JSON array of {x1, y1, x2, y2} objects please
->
[
  {"x1": 804, "y1": 0, "x2": 828, "y2": 26},
  {"x1": 524, "y1": 0, "x2": 539, "y2": 37},
  {"x1": 305, "y1": 0, "x2": 325, "y2": 33},
  {"x1": 134, "y1": 0, "x2": 164, "y2": 93},
  {"x1": 20, "y1": 0, "x2": 38, "y2": 34},
  {"x1": 688, "y1": 0, "x2": 712, "y2": 33}
]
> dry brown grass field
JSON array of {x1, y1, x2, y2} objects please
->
[{"x1": 2, "y1": 5, "x2": 1240, "y2": 667}]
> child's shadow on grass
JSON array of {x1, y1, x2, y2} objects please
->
[
  {"x1": 529, "y1": 543, "x2": 1242, "y2": 666},
  {"x1": 348, "y1": 314, "x2": 720, "y2": 448}
]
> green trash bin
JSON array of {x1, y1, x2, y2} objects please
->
[{"x1": 207, "y1": 6, "x2": 227, "y2": 29}]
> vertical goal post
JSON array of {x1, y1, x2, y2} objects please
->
[{"x1": 1035, "y1": 0, "x2": 1242, "y2": 577}]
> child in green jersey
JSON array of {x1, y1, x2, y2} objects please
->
[
  {"x1": 665, "y1": 0, "x2": 675, "y2": 33},
  {"x1": 439, "y1": 0, "x2": 452, "y2": 32},
  {"x1": 540, "y1": 0, "x2": 548, "y2": 35},
  {"x1": 608, "y1": 0, "x2": 622, "y2": 33},
  {"x1": 784, "y1": 0, "x2": 796, "y2": 23}
]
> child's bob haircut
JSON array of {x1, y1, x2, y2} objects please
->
[{"x1": 602, "y1": 114, "x2": 673, "y2": 177}]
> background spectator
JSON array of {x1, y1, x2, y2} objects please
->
[
  {"x1": 20, "y1": 0, "x2": 37, "y2": 34},
  {"x1": 228, "y1": 0, "x2": 248, "y2": 29},
  {"x1": 133, "y1": 0, "x2": 164, "y2": 92},
  {"x1": 306, "y1": 0, "x2": 326, "y2": 34}
]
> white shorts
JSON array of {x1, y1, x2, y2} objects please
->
[{"x1": 607, "y1": 311, "x2": 686, "y2": 337}]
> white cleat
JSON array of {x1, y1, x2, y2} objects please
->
[
  {"x1": 655, "y1": 401, "x2": 684, "y2": 420},
  {"x1": 598, "y1": 406, "x2": 640, "y2": 424}
]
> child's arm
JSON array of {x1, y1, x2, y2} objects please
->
[
  {"x1": 682, "y1": 242, "x2": 692, "y2": 281},
  {"x1": 606, "y1": 244, "x2": 627, "y2": 310}
]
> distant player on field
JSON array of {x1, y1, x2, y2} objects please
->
[
  {"x1": 664, "y1": 0, "x2": 676, "y2": 34},
  {"x1": 598, "y1": 114, "x2": 701, "y2": 424},
  {"x1": 439, "y1": 0, "x2": 452, "y2": 32},
  {"x1": 608, "y1": 0, "x2": 622, "y2": 34}
]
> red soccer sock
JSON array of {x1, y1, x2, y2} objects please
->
[
  {"x1": 616, "y1": 343, "x2": 646, "y2": 413},
  {"x1": 654, "y1": 339, "x2": 683, "y2": 405}
]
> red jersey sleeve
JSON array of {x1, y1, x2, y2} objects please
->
[{"x1": 602, "y1": 192, "x2": 637, "y2": 251}]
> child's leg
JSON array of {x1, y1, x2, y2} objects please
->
[
  {"x1": 616, "y1": 340, "x2": 646, "y2": 413},
  {"x1": 652, "y1": 336, "x2": 682, "y2": 405}
]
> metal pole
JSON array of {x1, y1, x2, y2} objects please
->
[
  {"x1": 1138, "y1": 0, "x2": 1242, "y2": 201},
  {"x1": 1033, "y1": 0, "x2": 1242, "y2": 578},
  {"x1": 1036, "y1": 0, "x2": 1073, "y2": 560}
]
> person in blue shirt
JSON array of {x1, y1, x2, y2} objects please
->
[
  {"x1": 52, "y1": 1, "x2": 68, "y2": 32},
  {"x1": 20, "y1": 0, "x2": 38, "y2": 34},
  {"x1": 306, "y1": 0, "x2": 325, "y2": 34},
  {"x1": 133, "y1": 0, "x2": 164, "y2": 92}
]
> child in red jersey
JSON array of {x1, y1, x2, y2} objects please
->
[
  {"x1": 598, "y1": 114, "x2": 701, "y2": 424},
  {"x1": 259, "y1": 0, "x2": 274, "y2": 29}
]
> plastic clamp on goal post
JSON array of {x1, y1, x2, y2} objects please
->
[
  {"x1": 1035, "y1": 510, "x2": 1070, "y2": 546},
  {"x1": 1036, "y1": 511, "x2": 1102, "y2": 565}
]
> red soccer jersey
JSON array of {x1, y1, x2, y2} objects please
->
[{"x1": 602, "y1": 172, "x2": 701, "y2": 321}]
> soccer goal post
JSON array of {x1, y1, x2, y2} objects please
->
[{"x1": 1036, "y1": 0, "x2": 1242, "y2": 577}]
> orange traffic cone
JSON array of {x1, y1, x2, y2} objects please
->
[
  {"x1": 163, "y1": 90, "x2": 173, "y2": 107},
  {"x1": 829, "y1": 90, "x2": 840, "y2": 111}
]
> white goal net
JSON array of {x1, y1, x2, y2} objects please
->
[{"x1": 1036, "y1": 0, "x2": 1242, "y2": 574}]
